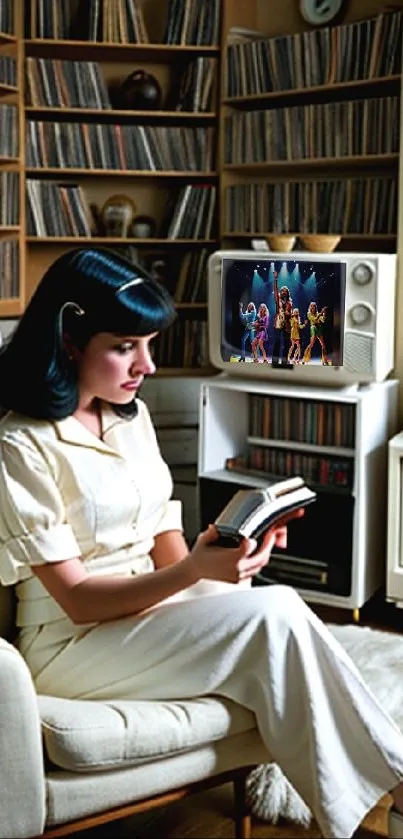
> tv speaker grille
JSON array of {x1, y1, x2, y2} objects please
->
[{"x1": 344, "y1": 332, "x2": 374, "y2": 375}]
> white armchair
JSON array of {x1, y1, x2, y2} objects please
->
[{"x1": 0, "y1": 585, "x2": 270, "y2": 839}]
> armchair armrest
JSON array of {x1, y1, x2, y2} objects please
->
[{"x1": 0, "y1": 639, "x2": 46, "y2": 838}]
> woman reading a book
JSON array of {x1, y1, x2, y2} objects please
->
[{"x1": 0, "y1": 247, "x2": 403, "y2": 839}]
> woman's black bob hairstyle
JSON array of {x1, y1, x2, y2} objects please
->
[{"x1": 0, "y1": 247, "x2": 177, "y2": 420}]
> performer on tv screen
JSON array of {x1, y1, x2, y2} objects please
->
[
  {"x1": 302, "y1": 302, "x2": 330, "y2": 365},
  {"x1": 238, "y1": 301, "x2": 256, "y2": 362},
  {"x1": 288, "y1": 307, "x2": 307, "y2": 364},
  {"x1": 251, "y1": 303, "x2": 270, "y2": 363},
  {"x1": 272, "y1": 271, "x2": 292, "y2": 365}
]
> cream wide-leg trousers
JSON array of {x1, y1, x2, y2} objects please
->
[{"x1": 20, "y1": 583, "x2": 403, "y2": 839}]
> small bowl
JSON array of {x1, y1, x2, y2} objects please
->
[
  {"x1": 266, "y1": 234, "x2": 296, "y2": 252},
  {"x1": 299, "y1": 234, "x2": 341, "y2": 253}
]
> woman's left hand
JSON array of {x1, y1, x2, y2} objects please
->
[{"x1": 257, "y1": 507, "x2": 305, "y2": 565}]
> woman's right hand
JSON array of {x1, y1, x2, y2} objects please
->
[{"x1": 185, "y1": 509, "x2": 305, "y2": 586}]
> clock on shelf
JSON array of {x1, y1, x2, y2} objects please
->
[{"x1": 299, "y1": 0, "x2": 349, "y2": 26}]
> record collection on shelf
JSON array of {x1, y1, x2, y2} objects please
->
[
  {"x1": 225, "y1": 9, "x2": 402, "y2": 97},
  {"x1": 222, "y1": 6, "x2": 402, "y2": 250},
  {"x1": 224, "y1": 176, "x2": 397, "y2": 236}
]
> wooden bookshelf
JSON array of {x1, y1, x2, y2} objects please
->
[{"x1": 5, "y1": 0, "x2": 224, "y2": 374}]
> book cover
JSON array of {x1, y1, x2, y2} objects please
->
[{"x1": 213, "y1": 476, "x2": 316, "y2": 546}]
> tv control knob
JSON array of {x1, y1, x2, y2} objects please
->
[
  {"x1": 352, "y1": 262, "x2": 374, "y2": 285},
  {"x1": 350, "y1": 303, "x2": 374, "y2": 326}
]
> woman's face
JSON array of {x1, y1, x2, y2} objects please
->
[{"x1": 74, "y1": 331, "x2": 157, "y2": 408}]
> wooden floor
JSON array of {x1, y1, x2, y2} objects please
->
[
  {"x1": 67, "y1": 594, "x2": 403, "y2": 839},
  {"x1": 71, "y1": 785, "x2": 391, "y2": 839}
]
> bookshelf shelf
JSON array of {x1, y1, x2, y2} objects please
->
[
  {"x1": 0, "y1": 83, "x2": 18, "y2": 97},
  {"x1": 247, "y1": 435, "x2": 354, "y2": 457},
  {"x1": 223, "y1": 75, "x2": 401, "y2": 110},
  {"x1": 24, "y1": 39, "x2": 220, "y2": 63},
  {"x1": 0, "y1": 225, "x2": 20, "y2": 234},
  {"x1": 223, "y1": 155, "x2": 399, "y2": 174},
  {"x1": 25, "y1": 168, "x2": 218, "y2": 178},
  {"x1": 0, "y1": 157, "x2": 19, "y2": 166},
  {"x1": 26, "y1": 236, "x2": 218, "y2": 245},
  {"x1": 25, "y1": 106, "x2": 218, "y2": 123},
  {"x1": 0, "y1": 34, "x2": 17, "y2": 46}
]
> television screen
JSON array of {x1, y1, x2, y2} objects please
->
[{"x1": 221, "y1": 257, "x2": 346, "y2": 369}]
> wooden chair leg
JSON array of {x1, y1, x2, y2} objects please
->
[{"x1": 233, "y1": 771, "x2": 252, "y2": 839}]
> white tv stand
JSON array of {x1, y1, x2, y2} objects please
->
[{"x1": 198, "y1": 374, "x2": 399, "y2": 614}]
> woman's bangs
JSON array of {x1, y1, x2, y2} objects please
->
[
  {"x1": 116, "y1": 283, "x2": 176, "y2": 335},
  {"x1": 88, "y1": 289, "x2": 176, "y2": 337}
]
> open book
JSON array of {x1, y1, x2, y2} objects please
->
[{"x1": 213, "y1": 476, "x2": 316, "y2": 547}]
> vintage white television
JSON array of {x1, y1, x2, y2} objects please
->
[{"x1": 207, "y1": 249, "x2": 397, "y2": 387}]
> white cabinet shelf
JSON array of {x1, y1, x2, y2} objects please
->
[
  {"x1": 387, "y1": 433, "x2": 403, "y2": 607},
  {"x1": 198, "y1": 374, "x2": 399, "y2": 611}
]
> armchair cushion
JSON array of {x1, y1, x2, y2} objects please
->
[{"x1": 39, "y1": 694, "x2": 256, "y2": 773}]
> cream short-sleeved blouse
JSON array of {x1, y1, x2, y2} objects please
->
[{"x1": 0, "y1": 399, "x2": 182, "y2": 628}]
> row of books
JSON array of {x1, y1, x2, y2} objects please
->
[
  {"x1": 0, "y1": 172, "x2": 19, "y2": 226},
  {"x1": 26, "y1": 0, "x2": 220, "y2": 46},
  {"x1": 27, "y1": 0, "x2": 148, "y2": 42},
  {"x1": 0, "y1": 57, "x2": 17, "y2": 89},
  {"x1": 0, "y1": 104, "x2": 18, "y2": 160},
  {"x1": 248, "y1": 394, "x2": 356, "y2": 449},
  {"x1": 75, "y1": 0, "x2": 148, "y2": 43},
  {"x1": 163, "y1": 184, "x2": 216, "y2": 239},
  {"x1": 175, "y1": 56, "x2": 216, "y2": 113},
  {"x1": 174, "y1": 248, "x2": 209, "y2": 302},
  {"x1": 0, "y1": 3, "x2": 13, "y2": 35},
  {"x1": 25, "y1": 55, "x2": 217, "y2": 114},
  {"x1": 0, "y1": 240, "x2": 19, "y2": 299},
  {"x1": 26, "y1": 180, "x2": 92, "y2": 237},
  {"x1": 25, "y1": 178, "x2": 216, "y2": 242},
  {"x1": 226, "y1": 450, "x2": 354, "y2": 491},
  {"x1": 225, "y1": 10, "x2": 402, "y2": 98},
  {"x1": 224, "y1": 97, "x2": 400, "y2": 164},
  {"x1": 26, "y1": 121, "x2": 216, "y2": 171},
  {"x1": 25, "y1": 58, "x2": 112, "y2": 110},
  {"x1": 154, "y1": 317, "x2": 208, "y2": 368},
  {"x1": 164, "y1": 0, "x2": 221, "y2": 46},
  {"x1": 224, "y1": 177, "x2": 398, "y2": 236}
]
